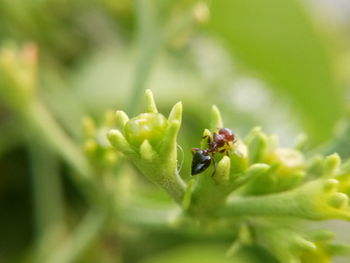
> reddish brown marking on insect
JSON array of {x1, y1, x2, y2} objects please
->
[
  {"x1": 207, "y1": 128, "x2": 236, "y2": 153},
  {"x1": 218, "y1": 128, "x2": 235, "y2": 142},
  {"x1": 191, "y1": 128, "x2": 236, "y2": 175}
]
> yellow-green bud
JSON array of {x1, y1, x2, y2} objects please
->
[{"x1": 124, "y1": 113, "x2": 168, "y2": 147}]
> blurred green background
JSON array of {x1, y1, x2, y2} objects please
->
[{"x1": 1, "y1": 0, "x2": 350, "y2": 262}]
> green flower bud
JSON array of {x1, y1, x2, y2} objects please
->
[
  {"x1": 337, "y1": 173, "x2": 350, "y2": 197},
  {"x1": 323, "y1": 153, "x2": 341, "y2": 178},
  {"x1": 107, "y1": 90, "x2": 185, "y2": 204},
  {"x1": 274, "y1": 148, "x2": 304, "y2": 169},
  {"x1": 213, "y1": 155, "x2": 231, "y2": 183},
  {"x1": 82, "y1": 112, "x2": 121, "y2": 171},
  {"x1": 82, "y1": 117, "x2": 96, "y2": 138},
  {"x1": 245, "y1": 127, "x2": 268, "y2": 164},
  {"x1": 300, "y1": 246, "x2": 331, "y2": 263},
  {"x1": 210, "y1": 105, "x2": 223, "y2": 130},
  {"x1": 83, "y1": 139, "x2": 98, "y2": 157},
  {"x1": 222, "y1": 178, "x2": 350, "y2": 221},
  {"x1": 115, "y1": 110, "x2": 129, "y2": 130},
  {"x1": 0, "y1": 43, "x2": 38, "y2": 112},
  {"x1": 306, "y1": 155, "x2": 325, "y2": 180},
  {"x1": 229, "y1": 142, "x2": 248, "y2": 174},
  {"x1": 124, "y1": 113, "x2": 168, "y2": 148},
  {"x1": 255, "y1": 223, "x2": 317, "y2": 263}
]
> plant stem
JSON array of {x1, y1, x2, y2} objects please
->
[
  {"x1": 25, "y1": 99, "x2": 94, "y2": 191},
  {"x1": 45, "y1": 210, "x2": 106, "y2": 263},
  {"x1": 134, "y1": 156, "x2": 186, "y2": 204},
  {"x1": 188, "y1": 173, "x2": 229, "y2": 216},
  {"x1": 159, "y1": 170, "x2": 186, "y2": 204},
  {"x1": 127, "y1": 0, "x2": 163, "y2": 116},
  {"x1": 29, "y1": 140, "x2": 65, "y2": 242},
  {"x1": 220, "y1": 192, "x2": 304, "y2": 218}
]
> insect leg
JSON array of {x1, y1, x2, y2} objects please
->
[
  {"x1": 191, "y1": 147, "x2": 201, "y2": 155},
  {"x1": 211, "y1": 158, "x2": 217, "y2": 177},
  {"x1": 202, "y1": 134, "x2": 213, "y2": 144}
]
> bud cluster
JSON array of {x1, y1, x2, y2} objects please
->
[{"x1": 105, "y1": 90, "x2": 350, "y2": 262}]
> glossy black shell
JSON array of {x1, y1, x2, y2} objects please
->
[{"x1": 191, "y1": 150, "x2": 212, "y2": 175}]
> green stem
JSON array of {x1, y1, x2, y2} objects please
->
[
  {"x1": 25, "y1": 99, "x2": 94, "y2": 188},
  {"x1": 188, "y1": 173, "x2": 229, "y2": 216},
  {"x1": 20, "y1": 98, "x2": 108, "y2": 211},
  {"x1": 29, "y1": 140, "x2": 65, "y2": 242},
  {"x1": 127, "y1": 0, "x2": 163, "y2": 115},
  {"x1": 136, "y1": 161, "x2": 186, "y2": 204},
  {"x1": 120, "y1": 206, "x2": 177, "y2": 228},
  {"x1": 159, "y1": 170, "x2": 186, "y2": 204},
  {"x1": 45, "y1": 210, "x2": 106, "y2": 263},
  {"x1": 220, "y1": 192, "x2": 306, "y2": 218}
]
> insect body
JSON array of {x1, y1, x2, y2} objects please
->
[
  {"x1": 191, "y1": 149, "x2": 212, "y2": 175},
  {"x1": 191, "y1": 128, "x2": 236, "y2": 176}
]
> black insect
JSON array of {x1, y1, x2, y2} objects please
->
[
  {"x1": 191, "y1": 128, "x2": 236, "y2": 176},
  {"x1": 191, "y1": 149, "x2": 212, "y2": 175}
]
